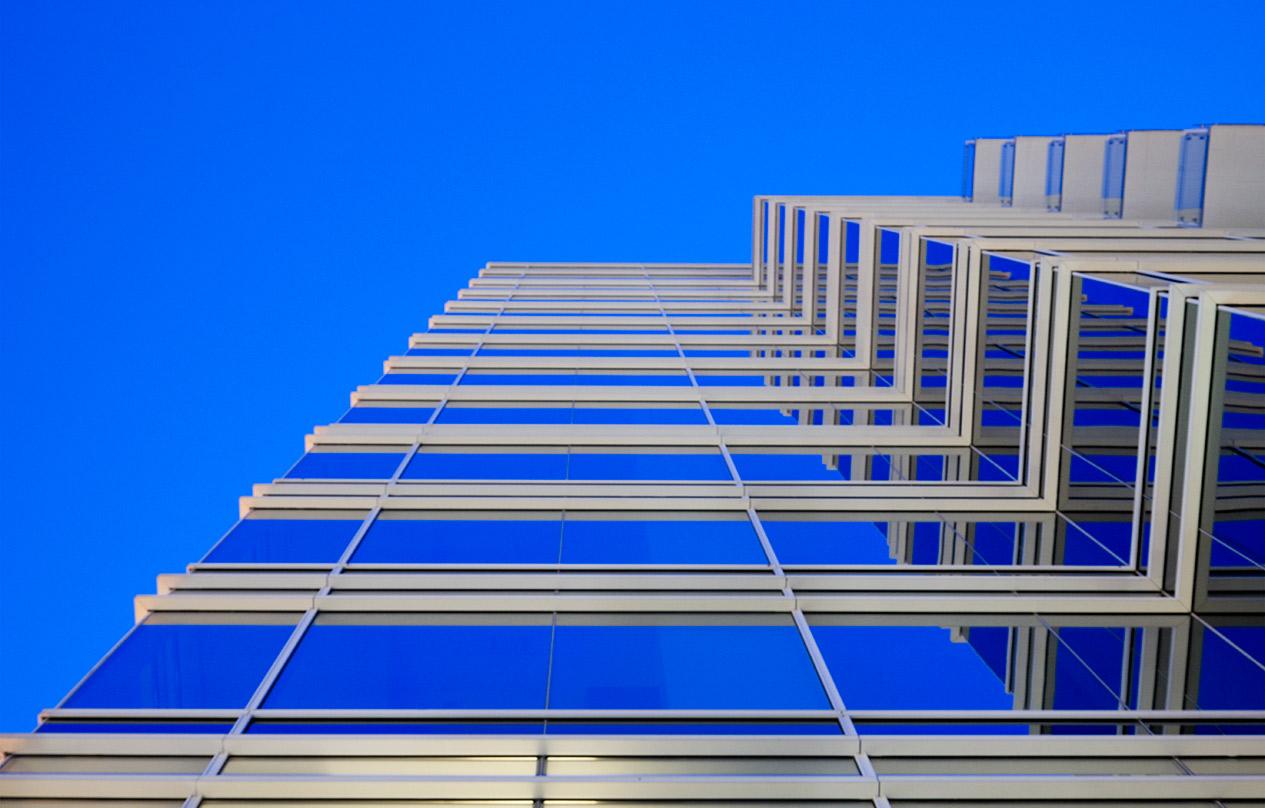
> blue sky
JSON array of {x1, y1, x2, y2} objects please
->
[{"x1": 1, "y1": 1, "x2": 1262, "y2": 730}]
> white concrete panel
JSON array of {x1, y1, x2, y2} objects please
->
[
  {"x1": 1121, "y1": 129, "x2": 1183, "y2": 220},
  {"x1": 1203, "y1": 124, "x2": 1265, "y2": 229},
  {"x1": 1060, "y1": 134, "x2": 1110, "y2": 213}
]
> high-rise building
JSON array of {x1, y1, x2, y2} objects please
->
[{"x1": 3, "y1": 126, "x2": 1264, "y2": 805}]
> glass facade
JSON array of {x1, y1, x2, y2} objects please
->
[{"x1": 5, "y1": 169, "x2": 1265, "y2": 804}]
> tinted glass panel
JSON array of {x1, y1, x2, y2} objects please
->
[
  {"x1": 285, "y1": 453, "x2": 405, "y2": 479},
  {"x1": 812, "y1": 625, "x2": 1011, "y2": 709},
  {"x1": 64, "y1": 625, "x2": 291, "y2": 708},
  {"x1": 436, "y1": 407, "x2": 573, "y2": 424},
  {"x1": 560, "y1": 519, "x2": 765, "y2": 564},
  {"x1": 731, "y1": 453, "x2": 848, "y2": 481},
  {"x1": 265, "y1": 625, "x2": 552, "y2": 708},
  {"x1": 764, "y1": 521, "x2": 894, "y2": 565},
  {"x1": 379, "y1": 373, "x2": 458, "y2": 385},
  {"x1": 402, "y1": 452, "x2": 568, "y2": 480},
  {"x1": 549, "y1": 625, "x2": 829, "y2": 709},
  {"x1": 572, "y1": 407, "x2": 708, "y2": 425},
  {"x1": 351, "y1": 519, "x2": 561, "y2": 564},
  {"x1": 203, "y1": 519, "x2": 362, "y2": 564},
  {"x1": 339, "y1": 407, "x2": 434, "y2": 424},
  {"x1": 696, "y1": 375, "x2": 766, "y2": 387},
  {"x1": 711, "y1": 408, "x2": 798, "y2": 426},
  {"x1": 39, "y1": 721, "x2": 236, "y2": 734},
  {"x1": 567, "y1": 453, "x2": 731, "y2": 481}
]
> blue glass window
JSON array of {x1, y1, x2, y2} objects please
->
[
  {"x1": 696, "y1": 375, "x2": 766, "y2": 387},
  {"x1": 264, "y1": 624, "x2": 552, "y2": 708},
  {"x1": 879, "y1": 229, "x2": 900, "y2": 265},
  {"x1": 39, "y1": 721, "x2": 235, "y2": 734},
  {"x1": 203, "y1": 519, "x2": 362, "y2": 564},
  {"x1": 250, "y1": 720, "x2": 544, "y2": 735},
  {"x1": 763, "y1": 521, "x2": 894, "y2": 565},
  {"x1": 546, "y1": 721, "x2": 840, "y2": 735},
  {"x1": 549, "y1": 625, "x2": 829, "y2": 709},
  {"x1": 731, "y1": 452, "x2": 849, "y2": 481},
  {"x1": 378, "y1": 373, "x2": 458, "y2": 385},
  {"x1": 285, "y1": 452, "x2": 406, "y2": 479},
  {"x1": 434, "y1": 406, "x2": 706, "y2": 425},
  {"x1": 402, "y1": 452, "x2": 568, "y2": 480},
  {"x1": 571, "y1": 374, "x2": 689, "y2": 386},
  {"x1": 560, "y1": 519, "x2": 765, "y2": 564},
  {"x1": 64, "y1": 624, "x2": 291, "y2": 708},
  {"x1": 1197, "y1": 626, "x2": 1265, "y2": 709},
  {"x1": 711, "y1": 408, "x2": 798, "y2": 426},
  {"x1": 567, "y1": 452, "x2": 731, "y2": 481},
  {"x1": 479, "y1": 348, "x2": 679, "y2": 358},
  {"x1": 461, "y1": 373, "x2": 688, "y2": 386},
  {"x1": 340, "y1": 407, "x2": 434, "y2": 424},
  {"x1": 1051, "y1": 627, "x2": 1127, "y2": 710},
  {"x1": 460, "y1": 373, "x2": 577, "y2": 385},
  {"x1": 351, "y1": 519, "x2": 561, "y2": 564},
  {"x1": 572, "y1": 407, "x2": 707, "y2": 425},
  {"x1": 406, "y1": 348, "x2": 474, "y2": 357},
  {"x1": 812, "y1": 625, "x2": 1012, "y2": 710},
  {"x1": 436, "y1": 407, "x2": 574, "y2": 424}
]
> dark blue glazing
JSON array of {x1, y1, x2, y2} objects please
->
[
  {"x1": 352, "y1": 519, "x2": 561, "y2": 564},
  {"x1": 285, "y1": 452, "x2": 405, "y2": 479},
  {"x1": 64, "y1": 624, "x2": 292, "y2": 708},
  {"x1": 812, "y1": 625, "x2": 1012, "y2": 709},
  {"x1": 561, "y1": 519, "x2": 766, "y2": 564},
  {"x1": 264, "y1": 624, "x2": 552, "y2": 708},
  {"x1": 763, "y1": 521, "x2": 893, "y2": 565},
  {"x1": 549, "y1": 625, "x2": 829, "y2": 709},
  {"x1": 203, "y1": 519, "x2": 363, "y2": 564},
  {"x1": 340, "y1": 407, "x2": 435, "y2": 424}
]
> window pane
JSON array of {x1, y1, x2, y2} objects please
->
[
  {"x1": 549, "y1": 625, "x2": 829, "y2": 709},
  {"x1": 64, "y1": 625, "x2": 291, "y2": 708},
  {"x1": 203, "y1": 519, "x2": 363, "y2": 564},
  {"x1": 478, "y1": 348, "x2": 678, "y2": 357},
  {"x1": 763, "y1": 521, "x2": 894, "y2": 565},
  {"x1": 560, "y1": 519, "x2": 765, "y2": 564},
  {"x1": 249, "y1": 720, "x2": 544, "y2": 735},
  {"x1": 711, "y1": 408, "x2": 798, "y2": 426},
  {"x1": 568, "y1": 453, "x2": 731, "y2": 481},
  {"x1": 406, "y1": 348, "x2": 473, "y2": 356},
  {"x1": 572, "y1": 407, "x2": 707, "y2": 425},
  {"x1": 285, "y1": 452, "x2": 405, "y2": 479},
  {"x1": 402, "y1": 452, "x2": 568, "y2": 480},
  {"x1": 696, "y1": 375, "x2": 767, "y2": 387},
  {"x1": 339, "y1": 407, "x2": 434, "y2": 424},
  {"x1": 570, "y1": 374, "x2": 689, "y2": 386},
  {"x1": 545, "y1": 721, "x2": 841, "y2": 735},
  {"x1": 811, "y1": 625, "x2": 1012, "y2": 709},
  {"x1": 264, "y1": 624, "x2": 551, "y2": 708},
  {"x1": 731, "y1": 452, "x2": 848, "y2": 481},
  {"x1": 378, "y1": 373, "x2": 458, "y2": 385},
  {"x1": 351, "y1": 519, "x2": 561, "y2": 564},
  {"x1": 436, "y1": 407, "x2": 574, "y2": 424},
  {"x1": 39, "y1": 721, "x2": 236, "y2": 734}
]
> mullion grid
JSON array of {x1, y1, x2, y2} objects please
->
[
  {"x1": 195, "y1": 268, "x2": 1177, "y2": 725},
  {"x1": 25, "y1": 213, "x2": 1265, "y2": 803}
]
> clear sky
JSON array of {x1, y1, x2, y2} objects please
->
[{"x1": 1, "y1": 0, "x2": 1262, "y2": 730}]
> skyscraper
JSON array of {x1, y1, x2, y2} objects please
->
[{"x1": 3, "y1": 126, "x2": 1264, "y2": 804}]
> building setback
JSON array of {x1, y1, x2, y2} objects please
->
[{"x1": 3, "y1": 126, "x2": 1265, "y2": 804}]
